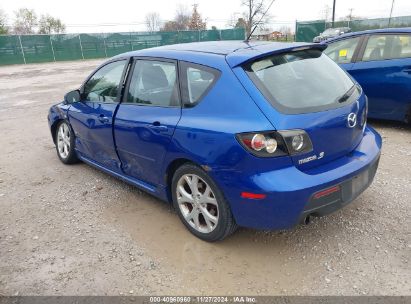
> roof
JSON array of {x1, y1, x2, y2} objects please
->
[
  {"x1": 114, "y1": 40, "x2": 326, "y2": 67},
  {"x1": 124, "y1": 41, "x2": 271, "y2": 56},
  {"x1": 325, "y1": 27, "x2": 411, "y2": 43}
]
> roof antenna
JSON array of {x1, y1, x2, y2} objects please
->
[{"x1": 245, "y1": 0, "x2": 277, "y2": 42}]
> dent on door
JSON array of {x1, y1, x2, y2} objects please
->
[
  {"x1": 114, "y1": 58, "x2": 182, "y2": 185},
  {"x1": 69, "y1": 101, "x2": 121, "y2": 171}
]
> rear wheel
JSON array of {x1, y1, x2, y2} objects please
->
[
  {"x1": 55, "y1": 121, "x2": 78, "y2": 164},
  {"x1": 172, "y1": 164, "x2": 237, "y2": 241}
]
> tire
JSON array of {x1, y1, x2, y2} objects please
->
[
  {"x1": 55, "y1": 120, "x2": 79, "y2": 164},
  {"x1": 171, "y1": 163, "x2": 237, "y2": 241}
]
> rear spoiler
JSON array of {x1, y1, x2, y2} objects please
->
[{"x1": 226, "y1": 43, "x2": 327, "y2": 68}]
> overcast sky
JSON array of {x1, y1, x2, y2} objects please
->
[{"x1": 1, "y1": 0, "x2": 410, "y2": 33}]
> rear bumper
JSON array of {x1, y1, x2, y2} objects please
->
[
  {"x1": 216, "y1": 126, "x2": 382, "y2": 230},
  {"x1": 299, "y1": 155, "x2": 379, "y2": 221}
]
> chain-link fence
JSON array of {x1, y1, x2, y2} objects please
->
[
  {"x1": 0, "y1": 28, "x2": 246, "y2": 66},
  {"x1": 296, "y1": 15, "x2": 411, "y2": 42}
]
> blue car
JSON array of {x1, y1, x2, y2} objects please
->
[
  {"x1": 48, "y1": 41, "x2": 382, "y2": 241},
  {"x1": 324, "y1": 28, "x2": 411, "y2": 123}
]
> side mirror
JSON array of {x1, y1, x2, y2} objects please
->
[{"x1": 64, "y1": 90, "x2": 81, "y2": 104}]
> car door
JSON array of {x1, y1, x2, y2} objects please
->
[
  {"x1": 349, "y1": 33, "x2": 411, "y2": 121},
  {"x1": 324, "y1": 36, "x2": 363, "y2": 71},
  {"x1": 68, "y1": 59, "x2": 129, "y2": 172},
  {"x1": 114, "y1": 58, "x2": 181, "y2": 186}
]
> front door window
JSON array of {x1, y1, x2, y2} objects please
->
[{"x1": 83, "y1": 60, "x2": 127, "y2": 103}]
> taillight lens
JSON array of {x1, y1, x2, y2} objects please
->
[
  {"x1": 237, "y1": 132, "x2": 287, "y2": 157},
  {"x1": 237, "y1": 130, "x2": 313, "y2": 157},
  {"x1": 250, "y1": 134, "x2": 267, "y2": 151},
  {"x1": 278, "y1": 130, "x2": 313, "y2": 155}
]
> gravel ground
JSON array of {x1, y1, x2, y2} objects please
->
[{"x1": 0, "y1": 60, "x2": 410, "y2": 296}]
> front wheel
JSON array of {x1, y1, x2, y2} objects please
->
[
  {"x1": 172, "y1": 164, "x2": 237, "y2": 241},
  {"x1": 55, "y1": 121, "x2": 79, "y2": 164}
]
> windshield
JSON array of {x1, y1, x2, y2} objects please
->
[{"x1": 244, "y1": 49, "x2": 359, "y2": 114}]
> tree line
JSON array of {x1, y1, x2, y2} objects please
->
[
  {"x1": 145, "y1": 4, "x2": 208, "y2": 32},
  {"x1": 1, "y1": 1, "x2": 279, "y2": 37},
  {"x1": 0, "y1": 8, "x2": 65, "y2": 35},
  {"x1": 146, "y1": 1, "x2": 273, "y2": 36}
]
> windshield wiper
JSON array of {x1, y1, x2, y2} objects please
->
[{"x1": 336, "y1": 85, "x2": 356, "y2": 103}]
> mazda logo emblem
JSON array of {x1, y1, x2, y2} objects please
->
[{"x1": 347, "y1": 113, "x2": 357, "y2": 128}]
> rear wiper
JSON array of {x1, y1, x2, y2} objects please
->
[{"x1": 336, "y1": 85, "x2": 356, "y2": 103}]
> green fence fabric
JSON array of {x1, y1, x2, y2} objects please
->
[
  {"x1": 20, "y1": 34, "x2": 55, "y2": 63},
  {"x1": 0, "y1": 35, "x2": 25, "y2": 65},
  {"x1": 296, "y1": 20, "x2": 327, "y2": 43},
  {"x1": 0, "y1": 28, "x2": 245, "y2": 66},
  {"x1": 296, "y1": 15, "x2": 411, "y2": 42},
  {"x1": 51, "y1": 34, "x2": 83, "y2": 61}
]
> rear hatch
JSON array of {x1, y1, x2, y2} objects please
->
[{"x1": 230, "y1": 45, "x2": 367, "y2": 170}]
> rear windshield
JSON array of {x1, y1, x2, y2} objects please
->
[{"x1": 244, "y1": 49, "x2": 359, "y2": 114}]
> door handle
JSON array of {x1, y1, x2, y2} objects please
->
[
  {"x1": 402, "y1": 68, "x2": 411, "y2": 74},
  {"x1": 148, "y1": 122, "x2": 168, "y2": 132},
  {"x1": 98, "y1": 115, "x2": 110, "y2": 123}
]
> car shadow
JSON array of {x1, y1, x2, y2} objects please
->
[
  {"x1": 98, "y1": 164, "x2": 371, "y2": 258},
  {"x1": 368, "y1": 119, "x2": 411, "y2": 132}
]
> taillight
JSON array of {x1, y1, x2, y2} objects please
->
[
  {"x1": 237, "y1": 130, "x2": 313, "y2": 157},
  {"x1": 237, "y1": 132, "x2": 287, "y2": 157},
  {"x1": 277, "y1": 130, "x2": 313, "y2": 155}
]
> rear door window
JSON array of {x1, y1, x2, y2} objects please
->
[
  {"x1": 324, "y1": 37, "x2": 361, "y2": 64},
  {"x1": 244, "y1": 49, "x2": 359, "y2": 114},
  {"x1": 362, "y1": 34, "x2": 411, "y2": 61},
  {"x1": 179, "y1": 62, "x2": 220, "y2": 107},
  {"x1": 126, "y1": 59, "x2": 180, "y2": 107}
]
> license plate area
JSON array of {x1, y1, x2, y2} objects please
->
[
  {"x1": 341, "y1": 168, "x2": 370, "y2": 202},
  {"x1": 352, "y1": 169, "x2": 369, "y2": 196}
]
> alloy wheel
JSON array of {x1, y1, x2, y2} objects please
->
[
  {"x1": 57, "y1": 122, "x2": 71, "y2": 159},
  {"x1": 176, "y1": 174, "x2": 219, "y2": 233}
]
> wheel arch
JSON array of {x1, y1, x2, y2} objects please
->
[
  {"x1": 163, "y1": 157, "x2": 214, "y2": 203},
  {"x1": 50, "y1": 119, "x2": 64, "y2": 144},
  {"x1": 49, "y1": 103, "x2": 71, "y2": 144},
  {"x1": 164, "y1": 158, "x2": 194, "y2": 202}
]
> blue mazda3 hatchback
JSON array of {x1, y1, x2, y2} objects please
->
[{"x1": 48, "y1": 41, "x2": 382, "y2": 241}]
